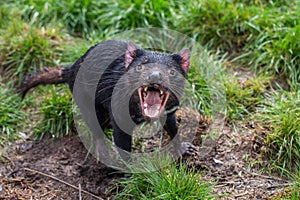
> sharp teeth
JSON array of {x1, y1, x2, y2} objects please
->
[
  {"x1": 160, "y1": 90, "x2": 163, "y2": 95},
  {"x1": 144, "y1": 87, "x2": 148, "y2": 92},
  {"x1": 144, "y1": 108, "x2": 148, "y2": 116},
  {"x1": 144, "y1": 108, "x2": 160, "y2": 118},
  {"x1": 144, "y1": 103, "x2": 148, "y2": 108}
]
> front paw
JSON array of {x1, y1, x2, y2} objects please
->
[{"x1": 180, "y1": 142, "x2": 198, "y2": 155}]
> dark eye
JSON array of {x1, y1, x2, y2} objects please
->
[
  {"x1": 169, "y1": 69, "x2": 176, "y2": 76},
  {"x1": 136, "y1": 65, "x2": 144, "y2": 71},
  {"x1": 143, "y1": 57, "x2": 148, "y2": 63}
]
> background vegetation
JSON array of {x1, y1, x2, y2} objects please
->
[{"x1": 0, "y1": 0, "x2": 299, "y2": 198}]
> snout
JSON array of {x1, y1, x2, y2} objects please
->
[{"x1": 147, "y1": 71, "x2": 162, "y2": 84}]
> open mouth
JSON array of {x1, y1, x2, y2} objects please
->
[{"x1": 138, "y1": 84, "x2": 169, "y2": 120}]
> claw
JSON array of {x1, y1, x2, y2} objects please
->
[{"x1": 181, "y1": 142, "x2": 197, "y2": 155}]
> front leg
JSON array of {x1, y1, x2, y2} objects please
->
[
  {"x1": 110, "y1": 113, "x2": 134, "y2": 161},
  {"x1": 163, "y1": 112, "x2": 196, "y2": 156},
  {"x1": 163, "y1": 113, "x2": 178, "y2": 139},
  {"x1": 112, "y1": 124, "x2": 132, "y2": 153}
]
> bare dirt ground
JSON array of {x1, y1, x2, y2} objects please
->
[
  {"x1": 187, "y1": 123, "x2": 290, "y2": 199},
  {"x1": 0, "y1": 111, "x2": 290, "y2": 200}
]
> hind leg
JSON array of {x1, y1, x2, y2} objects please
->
[{"x1": 92, "y1": 105, "x2": 113, "y2": 161}]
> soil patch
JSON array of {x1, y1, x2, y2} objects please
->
[
  {"x1": 0, "y1": 136, "x2": 122, "y2": 199},
  {"x1": 0, "y1": 113, "x2": 290, "y2": 199},
  {"x1": 185, "y1": 123, "x2": 290, "y2": 199}
]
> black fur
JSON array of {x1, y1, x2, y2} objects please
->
[
  {"x1": 21, "y1": 40, "x2": 190, "y2": 157},
  {"x1": 92, "y1": 42, "x2": 188, "y2": 153}
]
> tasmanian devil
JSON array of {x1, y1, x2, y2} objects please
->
[{"x1": 20, "y1": 40, "x2": 196, "y2": 159}]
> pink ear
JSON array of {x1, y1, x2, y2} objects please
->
[
  {"x1": 125, "y1": 41, "x2": 136, "y2": 69},
  {"x1": 179, "y1": 48, "x2": 190, "y2": 73}
]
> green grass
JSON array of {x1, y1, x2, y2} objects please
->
[
  {"x1": 178, "y1": 0, "x2": 300, "y2": 88},
  {"x1": 0, "y1": 20, "x2": 65, "y2": 85},
  {"x1": 284, "y1": 179, "x2": 300, "y2": 200},
  {"x1": 273, "y1": 176, "x2": 300, "y2": 199},
  {"x1": 115, "y1": 157, "x2": 214, "y2": 199},
  {"x1": 0, "y1": 2, "x2": 21, "y2": 29},
  {"x1": 224, "y1": 75, "x2": 269, "y2": 122},
  {"x1": 20, "y1": 0, "x2": 105, "y2": 38},
  {"x1": 0, "y1": 1, "x2": 299, "y2": 194},
  {"x1": 18, "y1": 0, "x2": 181, "y2": 38},
  {"x1": 186, "y1": 48, "x2": 226, "y2": 117},
  {"x1": 0, "y1": 84, "x2": 29, "y2": 145},
  {"x1": 34, "y1": 86, "x2": 74, "y2": 139},
  {"x1": 287, "y1": 177, "x2": 300, "y2": 200},
  {"x1": 60, "y1": 37, "x2": 92, "y2": 64},
  {"x1": 2, "y1": 0, "x2": 299, "y2": 87},
  {"x1": 258, "y1": 89, "x2": 300, "y2": 174}
]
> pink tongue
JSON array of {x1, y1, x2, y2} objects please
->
[
  {"x1": 145, "y1": 91, "x2": 162, "y2": 117},
  {"x1": 145, "y1": 91, "x2": 161, "y2": 105}
]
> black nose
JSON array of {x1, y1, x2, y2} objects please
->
[{"x1": 148, "y1": 71, "x2": 162, "y2": 84}]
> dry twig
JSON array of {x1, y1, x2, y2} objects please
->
[{"x1": 24, "y1": 167, "x2": 104, "y2": 200}]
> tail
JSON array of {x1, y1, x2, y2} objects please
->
[{"x1": 18, "y1": 66, "x2": 67, "y2": 98}]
